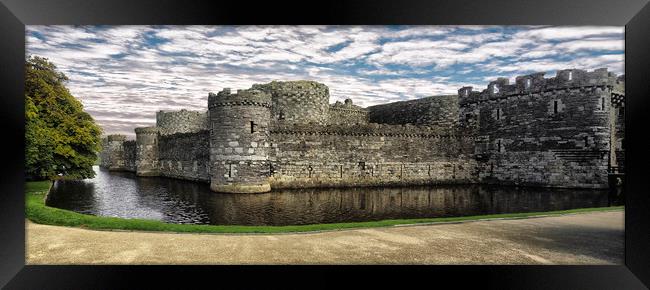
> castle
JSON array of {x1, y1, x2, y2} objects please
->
[{"x1": 100, "y1": 68, "x2": 625, "y2": 193}]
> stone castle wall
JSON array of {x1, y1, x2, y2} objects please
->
[
  {"x1": 158, "y1": 130, "x2": 210, "y2": 182},
  {"x1": 612, "y1": 75, "x2": 625, "y2": 171},
  {"x1": 100, "y1": 69, "x2": 624, "y2": 192},
  {"x1": 268, "y1": 123, "x2": 477, "y2": 189},
  {"x1": 327, "y1": 99, "x2": 369, "y2": 125},
  {"x1": 459, "y1": 68, "x2": 624, "y2": 188},
  {"x1": 122, "y1": 140, "x2": 137, "y2": 172},
  {"x1": 156, "y1": 109, "x2": 208, "y2": 135},
  {"x1": 367, "y1": 94, "x2": 459, "y2": 130}
]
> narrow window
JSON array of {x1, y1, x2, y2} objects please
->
[
  {"x1": 585, "y1": 136, "x2": 589, "y2": 147},
  {"x1": 493, "y1": 85, "x2": 499, "y2": 94},
  {"x1": 464, "y1": 89, "x2": 469, "y2": 96},
  {"x1": 553, "y1": 100, "x2": 558, "y2": 114},
  {"x1": 228, "y1": 163, "x2": 232, "y2": 177},
  {"x1": 525, "y1": 78, "x2": 531, "y2": 88},
  {"x1": 601, "y1": 98, "x2": 605, "y2": 111},
  {"x1": 568, "y1": 71, "x2": 573, "y2": 81},
  {"x1": 497, "y1": 140, "x2": 501, "y2": 152},
  {"x1": 496, "y1": 108, "x2": 501, "y2": 120},
  {"x1": 250, "y1": 121, "x2": 256, "y2": 133}
]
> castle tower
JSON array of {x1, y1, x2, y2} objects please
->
[
  {"x1": 102, "y1": 134, "x2": 127, "y2": 171},
  {"x1": 134, "y1": 126, "x2": 160, "y2": 176},
  {"x1": 208, "y1": 88, "x2": 272, "y2": 193},
  {"x1": 252, "y1": 80, "x2": 330, "y2": 125}
]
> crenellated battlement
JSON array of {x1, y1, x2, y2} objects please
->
[
  {"x1": 459, "y1": 68, "x2": 623, "y2": 105},
  {"x1": 207, "y1": 88, "x2": 272, "y2": 108}
]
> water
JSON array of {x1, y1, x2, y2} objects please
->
[{"x1": 45, "y1": 166, "x2": 623, "y2": 226}]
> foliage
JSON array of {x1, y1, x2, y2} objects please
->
[
  {"x1": 25, "y1": 56, "x2": 102, "y2": 180},
  {"x1": 25, "y1": 181, "x2": 624, "y2": 234}
]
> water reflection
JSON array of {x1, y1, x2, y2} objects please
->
[{"x1": 46, "y1": 166, "x2": 622, "y2": 226}]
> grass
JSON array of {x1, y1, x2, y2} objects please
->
[
  {"x1": 25, "y1": 180, "x2": 52, "y2": 193},
  {"x1": 25, "y1": 181, "x2": 624, "y2": 234}
]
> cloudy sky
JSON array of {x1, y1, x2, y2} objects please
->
[{"x1": 26, "y1": 25, "x2": 624, "y2": 137}]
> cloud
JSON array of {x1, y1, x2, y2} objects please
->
[
  {"x1": 26, "y1": 25, "x2": 624, "y2": 137},
  {"x1": 515, "y1": 26, "x2": 624, "y2": 40}
]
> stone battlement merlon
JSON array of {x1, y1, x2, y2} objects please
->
[{"x1": 458, "y1": 68, "x2": 624, "y2": 105}]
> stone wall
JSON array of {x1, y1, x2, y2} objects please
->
[
  {"x1": 367, "y1": 94, "x2": 458, "y2": 130},
  {"x1": 327, "y1": 98, "x2": 369, "y2": 125},
  {"x1": 122, "y1": 140, "x2": 137, "y2": 172},
  {"x1": 158, "y1": 130, "x2": 210, "y2": 182},
  {"x1": 459, "y1": 68, "x2": 622, "y2": 188},
  {"x1": 268, "y1": 123, "x2": 477, "y2": 189},
  {"x1": 252, "y1": 80, "x2": 330, "y2": 125},
  {"x1": 156, "y1": 109, "x2": 208, "y2": 135},
  {"x1": 99, "y1": 137, "x2": 112, "y2": 168},
  {"x1": 612, "y1": 75, "x2": 625, "y2": 171}
]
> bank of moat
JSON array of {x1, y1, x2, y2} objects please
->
[{"x1": 100, "y1": 68, "x2": 625, "y2": 193}]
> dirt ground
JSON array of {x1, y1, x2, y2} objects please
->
[{"x1": 26, "y1": 210, "x2": 624, "y2": 265}]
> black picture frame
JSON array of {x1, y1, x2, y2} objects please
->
[{"x1": 1, "y1": 0, "x2": 649, "y2": 288}]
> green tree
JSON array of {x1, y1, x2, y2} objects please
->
[{"x1": 25, "y1": 55, "x2": 102, "y2": 180}]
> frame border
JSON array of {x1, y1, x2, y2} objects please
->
[{"x1": 1, "y1": 0, "x2": 648, "y2": 288}]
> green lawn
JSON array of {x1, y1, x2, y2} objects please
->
[
  {"x1": 25, "y1": 180, "x2": 624, "y2": 234},
  {"x1": 25, "y1": 180, "x2": 52, "y2": 193}
]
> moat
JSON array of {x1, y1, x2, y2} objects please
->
[{"x1": 45, "y1": 167, "x2": 623, "y2": 226}]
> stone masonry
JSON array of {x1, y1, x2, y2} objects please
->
[{"x1": 100, "y1": 68, "x2": 625, "y2": 193}]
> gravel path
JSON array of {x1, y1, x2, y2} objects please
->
[{"x1": 26, "y1": 210, "x2": 624, "y2": 265}]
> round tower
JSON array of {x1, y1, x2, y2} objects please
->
[
  {"x1": 134, "y1": 126, "x2": 159, "y2": 176},
  {"x1": 252, "y1": 80, "x2": 330, "y2": 125},
  {"x1": 208, "y1": 88, "x2": 272, "y2": 193},
  {"x1": 103, "y1": 134, "x2": 127, "y2": 171}
]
